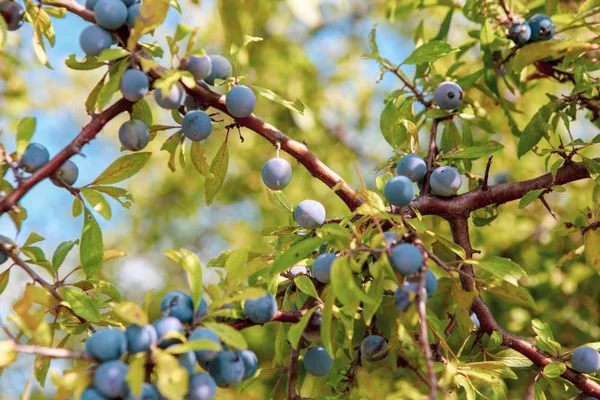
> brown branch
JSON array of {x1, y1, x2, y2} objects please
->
[
  {"x1": 12, "y1": 342, "x2": 93, "y2": 360},
  {"x1": 498, "y1": 0, "x2": 514, "y2": 20},
  {"x1": 0, "y1": 99, "x2": 132, "y2": 216},
  {"x1": 410, "y1": 158, "x2": 596, "y2": 219},
  {"x1": 178, "y1": 81, "x2": 364, "y2": 211},
  {"x1": 379, "y1": 60, "x2": 433, "y2": 108},
  {"x1": 287, "y1": 347, "x2": 302, "y2": 400},
  {"x1": 229, "y1": 311, "x2": 300, "y2": 330},
  {"x1": 420, "y1": 119, "x2": 440, "y2": 196},
  {"x1": 1, "y1": 243, "x2": 95, "y2": 332},
  {"x1": 448, "y1": 215, "x2": 600, "y2": 398},
  {"x1": 416, "y1": 255, "x2": 437, "y2": 399}
]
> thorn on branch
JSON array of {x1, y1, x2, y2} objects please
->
[
  {"x1": 482, "y1": 156, "x2": 494, "y2": 191},
  {"x1": 539, "y1": 195, "x2": 557, "y2": 220},
  {"x1": 444, "y1": 313, "x2": 457, "y2": 336}
]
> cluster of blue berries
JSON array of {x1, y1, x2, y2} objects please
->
[
  {"x1": 81, "y1": 290, "x2": 263, "y2": 399},
  {"x1": 507, "y1": 14, "x2": 555, "y2": 46},
  {"x1": 0, "y1": 1, "x2": 24, "y2": 31},
  {"x1": 16, "y1": 143, "x2": 79, "y2": 185},
  {"x1": 384, "y1": 153, "x2": 462, "y2": 208}
]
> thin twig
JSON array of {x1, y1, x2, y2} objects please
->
[
  {"x1": 417, "y1": 258, "x2": 437, "y2": 399},
  {"x1": 420, "y1": 119, "x2": 441, "y2": 196},
  {"x1": 482, "y1": 156, "x2": 493, "y2": 190},
  {"x1": 12, "y1": 343, "x2": 93, "y2": 361},
  {"x1": 1, "y1": 243, "x2": 95, "y2": 332},
  {"x1": 379, "y1": 60, "x2": 433, "y2": 108},
  {"x1": 287, "y1": 347, "x2": 301, "y2": 400}
]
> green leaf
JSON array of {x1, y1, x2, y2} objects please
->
[
  {"x1": 96, "y1": 58, "x2": 128, "y2": 111},
  {"x1": 0, "y1": 269, "x2": 10, "y2": 295},
  {"x1": 202, "y1": 322, "x2": 248, "y2": 350},
  {"x1": 270, "y1": 236, "x2": 326, "y2": 275},
  {"x1": 518, "y1": 189, "x2": 545, "y2": 209},
  {"x1": 330, "y1": 258, "x2": 375, "y2": 306},
  {"x1": 166, "y1": 339, "x2": 222, "y2": 354},
  {"x1": 287, "y1": 308, "x2": 316, "y2": 350},
  {"x1": 472, "y1": 257, "x2": 527, "y2": 286},
  {"x1": 205, "y1": 136, "x2": 230, "y2": 205},
  {"x1": 579, "y1": 0, "x2": 600, "y2": 13},
  {"x1": 86, "y1": 76, "x2": 105, "y2": 112},
  {"x1": 126, "y1": 353, "x2": 146, "y2": 398},
  {"x1": 81, "y1": 188, "x2": 112, "y2": 220},
  {"x1": 488, "y1": 331, "x2": 503, "y2": 351},
  {"x1": 127, "y1": 0, "x2": 170, "y2": 50},
  {"x1": 379, "y1": 97, "x2": 407, "y2": 148},
  {"x1": 62, "y1": 287, "x2": 101, "y2": 322},
  {"x1": 23, "y1": 232, "x2": 45, "y2": 247},
  {"x1": 488, "y1": 281, "x2": 537, "y2": 309},
  {"x1": 163, "y1": 249, "x2": 203, "y2": 311},
  {"x1": 131, "y1": 99, "x2": 153, "y2": 127},
  {"x1": 445, "y1": 140, "x2": 504, "y2": 159},
  {"x1": 403, "y1": 40, "x2": 459, "y2": 64},
  {"x1": 190, "y1": 141, "x2": 210, "y2": 176},
  {"x1": 266, "y1": 190, "x2": 294, "y2": 214},
  {"x1": 518, "y1": 105, "x2": 552, "y2": 158},
  {"x1": 0, "y1": 18, "x2": 7, "y2": 50},
  {"x1": 320, "y1": 291, "x2": 336, "y2": 360},
  {"x1": 153, "y1": 350, "x2": 188, "y2": 398},
  {"x1": 224, "y1": 248, "x2": 248, "y2": 295},
  {"x1": 88, "y1": 185, "x2": 134, "y2": 209},
  {"x1": 114, "y1": 301, "x2": 148, "y2": 325},
  {"x1": 16, "y1": 117, "x2": 37, "y2": 157},
  {"x1": 72, "y1": 197, "x2": 83, "y2": 217},
  {"x1": 80, "y1": 208, "x2": 104, "y2": 278},
  {"x1": 21, "y1": 246, "x2": 53, "y2": 275},
  {"x1": 0, "y1": 341, "x2": 17, "y2": 367},
  {"x1": 510, "y1": 41, "x2": 593, "y2": 73},
  {"x1": 52, "y1": 240, "x2": 77, "y2": 272},
  {"x1": 493, "y1": 349, "x2": 534, "y2": 368},
  {"x1": 92, "y1": 152, "x2": 152, "y2": 185},
  {"x1": 582, "y1": 156, "x2": 600, "y2": 185},
  {"x1": 251, "y1": 86, "x2": 305, "y2": 115},
  {"x1": 96, "y1": 48, "x2": 130, "y2": 62},
  {"x1": 294, "y1": 276, "x2": 320, "y2": 300},
  {"x1": 451, "y1": 283, "x2": 478, "y2": 337},
  {"x1": 543, "y1": 361, "x2": 566, "y2": 378},
  {"x1": 65, "y1": 54, "x2": 105, "y2": 71}
]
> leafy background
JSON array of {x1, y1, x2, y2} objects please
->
[{"x1": 0, "y1": 0, "x2": 599, "y2": 398}]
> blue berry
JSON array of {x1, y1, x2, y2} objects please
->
[
  {"x1": 261, "y1": 158, "x2": 292, "y2": 191},
  {"x1": 390, "y1": 243, "x2": 423, "y2": 276},
  {"x1": 184, "y1": 56, "x2": 212, "y2": 81},
  {"x1": 54, "y1": 160, "x2": 79, "y2": 186},
  {"x1": 225, "y1": 85, "x2": 256, "y2": 118},
  {"x1": 188, "y1": 328, "x2": 221, "y2": 368},
  {"x1": 178, "y1": 350, "x2": 197, "y2": 374},
  {"x1": 182, "y1": 110, "x2": 212, "y2": 142},
  {"x1": 312, "y1": 253, "x2": 336, "y2": 284},
  {"x1": 204, "y1": 55, "x2": 232, "y2": 86},
  {"x1": 408, "y1": 269, "x2": 438, "y2": 297},
  {"x1": 188, "y1": 373, "x2": 217, "y2": 400},
  {"x1": 360, "y1": 335, "x2": 388, "y2": 363},
  {"x1": 125, "y1": 383, "x2": 160, "y2": 400},
  {"x1": 235, "y1": 350, "x2": 258, "y2": 379},
  {"x1": 303, "y1": 347, "x2": 333, "y2": 376},
  {"x1": 396, "y1": 154, "x2": 426, "y2": 182},
  {"x1": 20, "y1": 143, "x2": 49, "y2": 173},
  {"x1": 93, "y1": 360, "x2": 129, "y2": 398},
  {"x1": 125, "y1": 324, "x2": 157, "y2": 354},
  {"x1": 244, "y1": 293, "x2": 278, "y2": 324},
  {"x1": 0, "y1": 235, "x2": 10, "y2": 265},
  {"x1": 80, "y1": 25, "x2": 112, "y2": 57},
  {"x1": 430, "y1": 166, "x2": 461, "y2": 197},
  {"x1": 529, "y1": 14, "x2": 555, "y2": 42},
  {"x1": 394, "y1": 282, "x2": 418, "y2": 312},
  {"x1": 433, "y1": 82, "x2": 462, "y2": 110},
  {"x1": 94, "y1": 0, "x2": 128, "y2": 30},
  {"x1": 0, "y1": 1, "x2": 24, "y2": 30},
  {"x1": 508, "y1": 22, "x2": 532, "y2": 45},
  {"x1": 119, "y1": 120, "x2": 149, "y2": 151},
  {"x1": 153, "y1": 317, "x2": 184, "y2": 348},
  {"x1": 154, "y1": 83, "x2": 185, "y2": 110},
  {"x1": 126, "y1": 3, "x2": 141, "y2": 28},
  {"x1": 81, "y1": 387, "x2": 107, "y2": 400},
  {"x1": 160, "y1": 290, "x2": 194, "y2": 323},
  {"x1": 120, "y1": 69, "x2": 149, "y2": 102},
  {"x1": 85, "y1": 328, "x2": 127, "y2": 362},
  {"x1": 207, "y1": 351, "x2": 245, "y2": 388},
  {"x1": 571, "y1": 346, "x2": 600, "y2": 373},
  {"x1": 384, "y1": 176, "x2": 415, "y2": 207},
  {"x1": 294, "y1": 200, "x2": 326, "y2": 229}
]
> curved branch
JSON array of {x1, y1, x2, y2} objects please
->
[
  {"x1": 230, "y1": 311, "x2": 300, "y2": 330},
  {"x1": 448, "y1": 215, "x2": 600, "y2": 397},
  {"x1": 179, "y1": 82, "x2": 364, "y2": 211},
  {"x1": 0, "y1": 99, "x2": 132, "y2": 215},
  {"x1": 1, "y1": 243, "x2": 95, "y2": 331},
  {"x1": 12, "y1": 342, "x2": 93, "y2": 361},
  {"x1": 411, "y1": 158, "x2": 595, "y2": 218}
]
